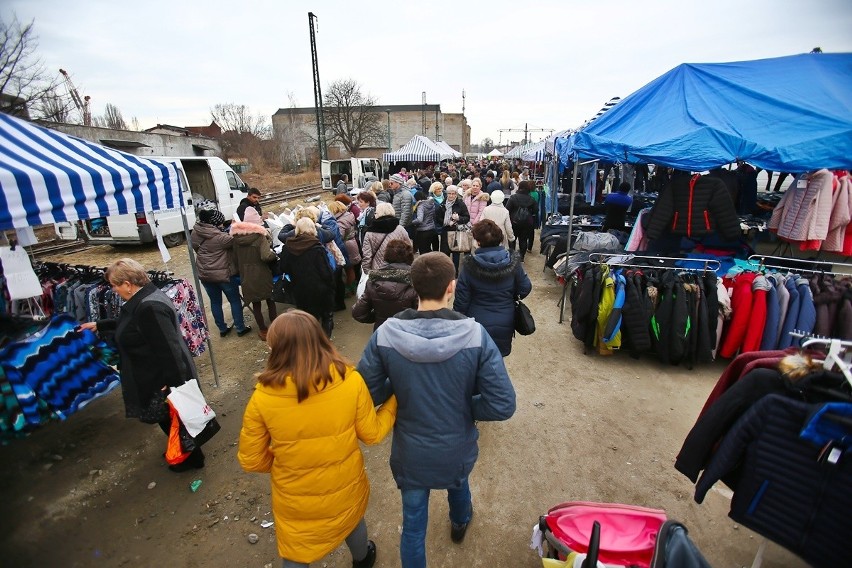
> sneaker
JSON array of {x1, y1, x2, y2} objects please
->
[
  {"x1": 219, "y1": 325, "x2": 233, "y2": 338},
  {"x1": 236, "y1": 325, "x2": 253, "y2": 337},
  {"x1": 352, "y1": 540, "x2": 376, "y2": 568},
  {"x1": 450, "y1": 509, "x2": 473, "y2": 544}
]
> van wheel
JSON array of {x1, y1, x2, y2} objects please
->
[{"x1": 163, "y1": 233, "x2": 185, "y2": 248}]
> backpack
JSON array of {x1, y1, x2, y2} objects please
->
[{"x1": 512, "y1": 204, "x2": 532, "y2": 226}]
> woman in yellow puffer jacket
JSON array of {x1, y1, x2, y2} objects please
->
[{"x1": 238, "y1": 310, "x2": 397, "y2": 568}]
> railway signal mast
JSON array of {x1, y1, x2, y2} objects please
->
[{"x1": 59, "y1": 68, "x2": 91, "y2": 126}]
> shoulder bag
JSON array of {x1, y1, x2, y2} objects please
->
[{"x1": 514, "y1": 298, "x2": 536, "y2": 335}]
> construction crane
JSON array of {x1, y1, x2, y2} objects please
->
[{"x1": 59, "y1": 68, "x2": 91, "y2": 126}]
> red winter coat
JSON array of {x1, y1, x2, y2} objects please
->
[
  {"x1": 718, "y1": 272, "x2": 756, "y2": 358},
  {"x1": 741, "y1": 275, "x2": 771, "y2": 353}
]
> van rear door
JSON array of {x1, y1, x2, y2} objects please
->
[{"x1": 321, "y1": 160, "x2": 332, "y2": 189}]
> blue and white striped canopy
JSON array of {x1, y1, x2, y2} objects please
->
[
  {"x1": 383, "y1": 135, "x2": 451, "y2": 162},
  {"x1": 521, "y1": 140, "x2": 548, "y2": 162},
  {"x1": 0, "y1": 113, "x2": 184, "y2": 231}
]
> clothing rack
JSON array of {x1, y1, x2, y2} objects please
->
[
  {"x1": 747, "y1": 254, "x2": 852, "y2": 276},
  {"x1": 588, "y1": 252, "x2": 721, "y2": 273}
]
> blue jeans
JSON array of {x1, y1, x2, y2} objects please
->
[
  {"x1": 201, "y1": 277, "x2": 247, "y2": 333},
  {"x1": 400, "y1": 478, "x2": 472, "y2": 568}
]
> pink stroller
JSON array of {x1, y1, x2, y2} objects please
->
[{"x1": 537, "y1": 501, "x2": 710, "y2": 568}]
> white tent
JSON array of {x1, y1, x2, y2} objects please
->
[
  {"x1": 383, "y1": 135, "x2": 451, "y2": 162},
  {"x1": 486, "y1": 148, "x2": 503, "y2": 157},
  {"x1": 436, "y1": 140, "x2": 462, "y2": 159}
]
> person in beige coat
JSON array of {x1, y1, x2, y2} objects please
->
[
  {"x1": 361, "y1": 202, "x2": 411, "y2": 274},
  {"x1": 479, "y1": 190, "x2": 515, "y2": 249}
]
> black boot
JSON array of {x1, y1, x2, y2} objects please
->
[
  {"x1": 169, "y1": 447, "x2": 205, "y2": 472},
  {"x1": 352, "y1": 540, "x2": 376, "y2": 568}
]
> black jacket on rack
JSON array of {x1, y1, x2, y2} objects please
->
[
  {"x1": 693, "y1": 394, "x2": 852, "y2": 567},
  {"x1": 620, "y1": 270, "x2": 653, "y2": 357},
  {"x1": 645, "y1": 174, "x2": 741, "y2": 241}
]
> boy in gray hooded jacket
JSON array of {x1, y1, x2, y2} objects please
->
[{"x1": 357, "y1": 252, "x2": 515, "y2": 568}]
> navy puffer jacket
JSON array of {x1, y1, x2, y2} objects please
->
[{"x1": 453, "y1": 246, "x2": 531, "y2": 356}]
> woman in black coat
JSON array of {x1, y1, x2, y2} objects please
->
[
  {"x1": 506, "y1": 180, "x2": 538, "y2": 262},
  {"x1": 80, "y1": 258, "x2": 206, "y2": 472},
  {"x1": 279, "y1": 218, "x2": 335, "y2": 337},
  {"x1": 453, "y1": 219, "x2": 532, "y2": 356},
  {"x1": 434, "y1": 184, "x2": 471, "y2": 273}
]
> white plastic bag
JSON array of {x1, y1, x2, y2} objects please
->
[
  {"x1": 356, "y1": 271, "x2": 369, "y2": 299},
  {"x1": 167, "y1": 379, "x2": 216, "y2": 438}
]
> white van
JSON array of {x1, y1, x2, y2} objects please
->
[
  {"x1": 54, "y1": 157, "x2": 248, "y2": 247},
  {"x1": 321, "y1": 158, "x2": 385, "y2": 193}
]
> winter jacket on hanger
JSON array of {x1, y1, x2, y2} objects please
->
[
  {"x1": 778, "y1": 276, "x2": 801, "y2": 349},
  {"x1": 758, "y1": 278, "x2": 780, "y2": 351},
  {"x1": 596, "y1": 266, "x2": 618, "y2": 353},
  {"x1": 741, "y1": 275, "x2": 771, "y2": 353},
  {"x1": 702, "y1": 273, "x2": 719, "y2": 351},
  {"x1": 773, "y1": 274, "x2": 791, "y2": 348},
  {"x1": 693, "y1": 394, "x2": 852, "y2": 567},
  {"x1": 718, "y1": 272, "x2": 757, "y2": 358},
  {"x1": 821, "y1": 174, "x2": 852, "y2": 252},
  {"x1": 645, "y1": 174, "x2": 741, "y2": 242},
  {"x1": 793, "y1": 276, "x2": 816, "y2": 338},
  {"x1": 712, "y1": 278, "x2": 731, "y2": 359},
  {"x1": 768, "y1": 169, "x2": 834, "y2": 244},
  {"x1": 620, "y1": 270, "x2": 653, "y2": 357},
  {"x1": 602, "y1": 272, "x2": 626, "y2": 346}
]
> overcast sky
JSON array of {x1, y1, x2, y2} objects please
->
[{"x1": 5, "y1": 0, "x2": 852, "y2": 147}]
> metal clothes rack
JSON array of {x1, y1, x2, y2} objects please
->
[
  {"x1": 558, "y1": 253, "x2": 721, "y2": 323},
  {"x1": 746, "y1": 254, "x2": 852, "y2": 276}
]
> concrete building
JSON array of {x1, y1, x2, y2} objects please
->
[
  {"x1": 272, "y1": 104, "x2": 470, "y2": 166},
  {"x1": 39, "y1": 122, "x2": 221, "y2": 157}
]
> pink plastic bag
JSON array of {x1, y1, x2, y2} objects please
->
[{"x1": 545, "y1": 501, "x2": 666, "y2": 568}]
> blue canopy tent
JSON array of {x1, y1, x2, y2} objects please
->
[
  {"x1": 0, "y1": 112, "x2": 221, "y2": 385},
  {"x1": 562, "y1": 53, "x2": 852, "y2": 172}
]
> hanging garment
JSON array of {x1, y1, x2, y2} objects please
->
[
  {"x1": 602, "y1": 271, "x2": 625, "y2": 347},
  {"x1": 772, "y1": 274, "x2": 791, "y2": 348},
  {"x1": 693, "y1": 395, "x2": 852, "y2": 567},
  {"x1": 620, "y1": 270, "x2": 653, "y2": 357},
  {"x1": 758, "y1": 277, "x2": 780, "y2": 351},
  {"x1": 768, "y1": 169, "x2": 834, "y2": 245},
  {"x1": 777, "y1": 276, "x2": 802, "y2": 349},
  {"x1": 596, "y1": 266, "x2": 617, "y2": 354},
  {"x1": 821, "y1": 174, "x2": 852, "y2": 252},
  {"x1": 718, "y1": 272, "x2": 757, "y2": 358},
  {"x1": 740, "y1": 275, "x2": 771, "y2": 353},
  {"x1": 0, "y1": 314, "x2": 120, "y2": 426},
  {"x1": 793, "y1": 277, "x2": 817, "y2": 338}
]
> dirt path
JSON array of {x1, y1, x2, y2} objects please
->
[{"x1": 0, "y1": 240, "x2": 806, "y2": 567}]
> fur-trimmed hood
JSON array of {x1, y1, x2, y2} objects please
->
[
  {"x1": 464, "y1": 190, "x2": 490, "y2": 202},
  {"x1": 460, "y1": 246, "x2": 519, "y2": 281},
  {"x1": 230, "y1": 219, "x2": 269, "y2": 237},
  {"x1": 368, "y1": 263, "x2": 411, "y2": 284}
]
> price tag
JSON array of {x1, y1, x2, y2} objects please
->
[{"x1": 797, "y1": 179, "x2": 807, "y2": 189}]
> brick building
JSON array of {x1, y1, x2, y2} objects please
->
[{"x1": 272, "y1": 104, "x2": 470, "y2": 166}]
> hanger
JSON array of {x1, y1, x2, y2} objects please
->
[{"x1": 803, "y1": 337, "x2": 852, "y2": 387}]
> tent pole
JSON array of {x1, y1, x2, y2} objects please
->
[
  {"x1": 180, "y1": 207, "x2": 220, "y2": 388},
  {"x1": 558, "y1": 158, "x2": 581, "y2": 324}
]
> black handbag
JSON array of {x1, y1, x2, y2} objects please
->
[
  {"x1": 271, "y1": 276, "x2": 295, "y2": 304},
  {"x1": 514, "y1": 299, "x2": 536, "y2": 335},
  {"x1": 138, "y1": 389, "x2": 169, "y2": 424}
]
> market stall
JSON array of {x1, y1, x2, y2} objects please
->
[{"x1": 382, "y1": 135, "x2": 452, "y2": 163}]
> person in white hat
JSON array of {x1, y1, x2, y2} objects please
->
[{"x1": 479, "y1": 190, "x2": 514, "y2": 249}]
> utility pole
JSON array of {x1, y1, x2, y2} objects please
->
[
  {"x1": 308, "y1": 12, "x2": 327, "y2": 161},
  {"x1": 421, "y1": 92, "x2": 426, "y2": 136},
  {"x1": 524, "y1": 123, "x2": 528, "y2": 145}
]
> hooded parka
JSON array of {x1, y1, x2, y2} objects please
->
[
  {"x1": 279, "y1": 233, "x2": 335, "y2": 318},
  {"x1": 454, "y1": 247, "x2": 532, "y2": 356},
  {"x1": 351, "y1": 263, "x2": 419, "y2": 330},
  {"x1": 238, "y1": 366, "x2": 397, "y2": 564},
  {"x1": 230, "y1": 220, "x2": 276, "y2": 302},
  {"x1": 191, "y1": 222, "x2": 236, "y2": 283}
]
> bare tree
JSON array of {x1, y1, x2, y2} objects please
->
[
  {"x1": 274, "y1": 91, "x2": 310, "y2": 172},
  {"x1": 322, "y1": 79, "x2": 384, "y2": 156},
  {"x1": 35, "y1": 87, "x2": 74, "y2": 123},
  {"x1": 480, "y1": 137, "x2": 495, "y2": 152},
  {"x1": 0, "y1": 14, "x2": 61, "y2": 117},
  {"x1": 210, "y1": 103, "x2": 271, "y2": 138},
  {"x1": 92, "y1": 103, "x2": 127, "y2": 130}
]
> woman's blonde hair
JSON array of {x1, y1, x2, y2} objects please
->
[
  {"x1": 501, "y1": 170, "x2": 510, "y2": 187},
  {"x1": 257, "y1": 310, "x2": 350, "y2": 402},
  {"x1": 327, "y1": 201, "x2": 347, "y2": 215},
  {"x1": 295, "y1": 207, "x2": 318, "y2": 222},
  {"x1": 430, "y1": 182, "x2": 444, "y2": 193},
  {"x1": 369, "y1": 181, "x2": 383, "y2": 195},
  {"x1": 375, "y1": 202, "x2": 395, "y2": 218},
  {"x1": 105, "y1": 258, "x2": 150, "y2": 287},
  {"x1": 294, "y1": 217, "x2": 317, "y2": 236},
  {"x1": 462, "y1": 179, "x2": 475, "y2": 190}
]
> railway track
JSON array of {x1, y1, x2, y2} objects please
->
[{"x1": 259, "y1": 183, "x2": 325, "y2": 208}]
